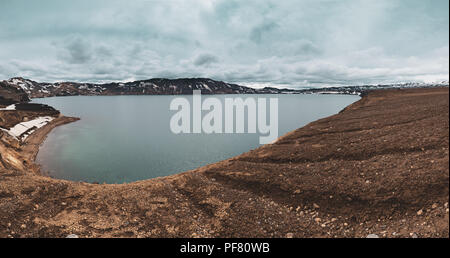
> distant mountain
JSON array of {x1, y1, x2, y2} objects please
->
[
  {"x1": 2, "y1": 77, "x2": 448, "y2": 99},
  {"x1": 2, "y1": 77, "x2": 259, "y2": 98}
]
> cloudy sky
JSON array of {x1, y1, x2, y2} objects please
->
[{"x1": 0, "y1": 0, "x2": 448, "y2": 88}]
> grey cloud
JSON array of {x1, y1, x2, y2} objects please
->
[
  {"x1": 63, "y1": 37, "x2": 92, "y2": 64},
  {"x1": 193, "y1": 54, "x2": 219, "y2": 67},
  {"x1": 250, "y1": 21, "x2": 279, "y2": 44}
]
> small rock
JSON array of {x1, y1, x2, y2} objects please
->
[
  {"x1": 365, "y1": 180, "x2": 370, "y2": 184},
  {"x1": 446, "y1": 208, "x2": 449, "y2": 213},
  {"x1": 286, "y1": 233, "x2": 294, "y2": 238},
  {"x1": 410, "y1": 233, "x2": 418, "y2": 238},
  {"x1": 61, "y1": 202, "x2": 67, "y2": 206},
  {"x1": 314, "y1": 218, "x2": 322, "y2": 223},
  {"x1": 313, "y1": 203, "x2": 320, "y2": 209},
  {"x1": 445, "y1": 202, "x2": 448, "y2": 208},
  {"x1": 431, "y1": 203, "x2": 438, "y2": 209},
  {"x1": 366, "y1": 234, "x2": 379, "y2": 238},
  {"x1": 20, "y1": 224, "x2": 26, "y2": 229},
  {"x1": 66, "y1": 234, "x2": 79, "y2": 238},
  {"x1": 331, "y1": 218, "x2": 338, "y2": 222},
  {"x1": 417, "y1": 209, "x2": 423, "y2": 216}
]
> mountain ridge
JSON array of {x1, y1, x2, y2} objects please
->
[{"x1": 2, "y1": 77, "x2": 449, "y2": 99}]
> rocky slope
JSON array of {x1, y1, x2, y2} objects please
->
[
  {"x1": 0, "y1": 82, "x2": 61, "y2": 143},
  {"x1": 0, "y1": 82, "x2": 30, "y2": 105},
  {"x1": 0, "y1": 87, "x2": 448, "y2": 238}
]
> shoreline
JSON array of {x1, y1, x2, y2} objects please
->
[
  {"x1": 21, "y1": 116, "x2": 80, "y2": 172},
  {"x1": 0, "y1": 87, "x2": 448, "y2": 238}
]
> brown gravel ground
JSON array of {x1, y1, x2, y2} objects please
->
[{"x1": 0, "y1": 87, "x2": 448, "y2": 238}]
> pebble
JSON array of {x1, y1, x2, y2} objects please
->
[
  {"x1": 313, "y1": 203, "x2": 320, "y2": 209},
  {"x1": 286, "y1": 233, "x2": 294, "y2": 238},
  {"x1": 417, "y1": 209, "x2": 423, "y2": 216},
  {"x1": 66, "y1": 234, "x2": 79, "y2": 238},
  {"x1": 366, "y1": 234, "x2": 379, "y2": 238},
  {"x1": 431, "y1": 203, "x2": 438, "y2": 209},
  {"x1": 410, "y1": 233, "x2": 418, "y2": 238},
  {"x1": 314, "y1": 218, "x2": 322, "y2": 223},
  {"x1": 20, "y1": 224, "x2": 26, "y2": 229}
]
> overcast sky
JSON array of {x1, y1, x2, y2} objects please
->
[{"x1": 0, "y1": 0, "x2": 448, "y2": 88}]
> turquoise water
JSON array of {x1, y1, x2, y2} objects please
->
[{"x1": 33, "y1": 94, "x2": 359, "y2": 184}]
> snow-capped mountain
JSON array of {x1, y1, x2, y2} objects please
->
[
  {"x1": 2, "y1": 77, "x2": 259, "y2": 98},
  {"x1": 2, "y1": 77, "x2": 448, "y2": 99}
]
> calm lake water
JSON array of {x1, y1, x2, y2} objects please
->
[{"x1": 32, "y1": 94, "x2": 359, "y2": 184}]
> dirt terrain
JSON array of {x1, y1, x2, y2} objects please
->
[{"x1": 0, "y1": 87, "x2": 448, "y2": 238}]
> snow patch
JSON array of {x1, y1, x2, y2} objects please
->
[
  {"x1": 5, "y1": 116, "x2": 54, "y2": 140},
  {"x1": 0, "y1": 104, "x2": 16, "y2": 111},
  {"x1": 202, "y1": 83, "x2": 212, "y2": 92}
]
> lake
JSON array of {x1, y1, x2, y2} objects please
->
[{"x1": 32, "y1": 94, "x2": 359, "y2": 184}]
